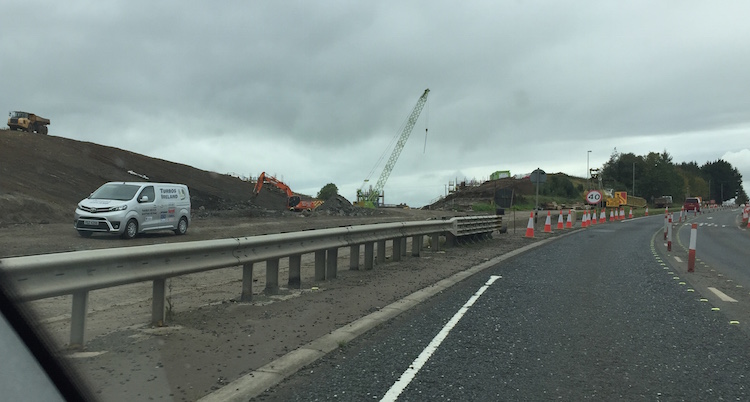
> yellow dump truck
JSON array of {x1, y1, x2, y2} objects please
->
[{"x1": 8, "y1": 111, "x2": 50, "y2": 134}]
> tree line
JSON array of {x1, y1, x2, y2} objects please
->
[{"x1": 600, "y1": 149, "x2": 747, "y2": 205}]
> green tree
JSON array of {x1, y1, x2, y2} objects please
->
[
  {"x1": 638, "y1": 151, "x2": 685, "y2": 202},
  {"x1": 541, "y1": 175, "x2": 578, "y2": 198},
  {"x1": 317, "y1": 183, "x2": 338, "y2": 200},
  {"x1": 701, "y1": 159, "x2": 744, "y2": 203},
  {"x1": 597, "y1": 150, "x2": 746, "y2": 205},
  {"x1": 601, "y1": 151, "x2": 645, "y2": 194}
]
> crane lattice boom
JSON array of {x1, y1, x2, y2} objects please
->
[{"x1": 358, "y1": 89, "x2": 430, "y2": 206}]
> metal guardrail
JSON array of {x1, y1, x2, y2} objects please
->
[{"x1": 0, "y1": 216, "x2": 500, "y2": 347}]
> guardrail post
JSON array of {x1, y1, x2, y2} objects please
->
[
  {"x1": 400, "y1": 238, "x2": 407, "y2": 256},
  {"x1": 377, "y1": 240, "x2": 386, "y2": 264},
  {"x1": 315, "y1": 250, "x2": 326, "y2": 280},
  {"x1": 392, "y1": 238, "x2": 402, "y2": 262},
  {"x1": 430, "y1": 233, "x2": 440, "y2": 252},
  {"x1": 326, "y1": 248, "x2": 338, "y2": 279},
  {"x1": 241, "y1": 263, "x2": 253, "y2": 302},
  {"x1": 288, "y1": 255, "x2": 301, "y2": 289},
  {"x1": 265, "y1": 258, "x2": 280, "y2": 295},
  {"x1": 445, "y1": 232, "x2": 457, "y2": 247},
  {"x1": 411, "y1": 235, "x2": 422, "y2": 257},
  {"x1": 70, "y1": 290, "x2": 89, "y2": 348},
  {"x1": 364, "y1": 242, "x2": 374, "y2": 270},
  {"x1": 152, "y1": 278, "x2": 166, "y2": 326},
  {"x1": 349, "y1": 244, "x2": 360, "y2": 270}
]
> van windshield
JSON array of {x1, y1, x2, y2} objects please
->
[{"x1": 89, "y1": 184, "x2": 140, "y2": 201}]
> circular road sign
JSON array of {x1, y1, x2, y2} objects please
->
[{"x1": 586, "y1": 190, "x2": 602, "y2": 205}]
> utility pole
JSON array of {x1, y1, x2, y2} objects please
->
[{"x1": 587, "y1": 150, "x2": 592, "y2": 189}]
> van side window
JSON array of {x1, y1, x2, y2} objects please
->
[{"x1": 138, "y1": 186, "x2": 155, "y2": 203}]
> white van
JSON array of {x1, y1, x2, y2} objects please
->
[{"x1": 74, "y1": 182, "x2": 191, "y2": 239}]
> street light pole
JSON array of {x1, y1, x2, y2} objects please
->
[{"x1": 587, "y1": 150, "x2": 592, "y2": 189}]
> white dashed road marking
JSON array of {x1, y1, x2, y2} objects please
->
[{"x1": 708, "y1": 287, "x2": 738, "y2": 302}]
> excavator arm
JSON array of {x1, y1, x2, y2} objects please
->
[{"x1": 253, "y1": 172, "x2": 303, "y2": 209}]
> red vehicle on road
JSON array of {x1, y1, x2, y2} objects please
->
[{"x1": 683, "y1": 197, "x2": 701, "y2": 212}]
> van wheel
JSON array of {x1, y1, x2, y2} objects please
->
[
  {"x1": 122, "y1": 219, "x2": 138, "y2": 239},
  {"x1": 77, "y1": 230, "x2": 93, "y2": 238},
  {"x1": 174, "y1": 217, "x2": 188, "y2": 235}
]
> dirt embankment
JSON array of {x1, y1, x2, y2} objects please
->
[{"x1": 0, "y1": 129, "x2": 382, "y2": 228}]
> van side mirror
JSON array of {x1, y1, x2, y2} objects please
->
[{"x1": 140, "y1": 195, "x2": 149, "y2": 202}]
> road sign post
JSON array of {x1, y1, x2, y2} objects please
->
[{"x1": 530, "y1": 169, "x2": 546, "y2": 223}]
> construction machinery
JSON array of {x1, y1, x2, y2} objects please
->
[
  {"x1": 602, "y1": 190, "x2": 647, "y2": 208},
  {"x1": 355, "y1": 88, "x2": 430, "y2": 208},
  {"x1": 8, "y1": 111, "x2": 50, "y2": 134},
  {"x1": 253, "y1": 172, "x2": 322, "y2": 211}
]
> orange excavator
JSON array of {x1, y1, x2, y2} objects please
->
[{"x1": 253, "y1": 172, "x2": 323, "y2": 211}]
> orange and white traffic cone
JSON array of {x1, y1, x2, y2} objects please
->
[
  {"x1": 590, "y1": 209, "x2": 597, "y2": 226},
  {"x1": 566, "y1": 209, "x2": 573, "y2": 229},
  {"x1": 609, "y1": 209, "x2": 615, "y2": 222},
  {"x1": 599, "y1": 209, "x2": 606, "y2": 224},
  {"x1": 645, "y1": 207, "x2": 649, "y2": 216},
  {"x1": 619, "y1": 208, "x2": 625, "y2": 220},
  {"x1": 544, "y1": 211, "x2": 552, "y2": 233},
  {"x1": 583, "y1": 211, "x2": 589, "y2": 228},
  {"x1": 557, "y1": 211, "x2": 564, "y2": 230},
  {"x1": 525, "y1": 212, "x2": 535, "y2": 238},
  {"x1": 628, "y1": 208, "x2": 633, "y2": 219}
]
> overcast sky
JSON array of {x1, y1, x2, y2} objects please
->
[{"x1": 3, "y1": 1, "x2": 750, "y2": 206}]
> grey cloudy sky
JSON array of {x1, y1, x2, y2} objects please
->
[{"x1": 3, "y1": 1, "x2": 750, "y2": 206}]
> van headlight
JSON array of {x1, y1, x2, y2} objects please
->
[{"x1": 109, "y1": 205, "x2": 128, "y2": 212}]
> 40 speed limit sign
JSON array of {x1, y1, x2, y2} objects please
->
[{"x1": 586, "y1": 190, "x2": 602, "y2": 204}]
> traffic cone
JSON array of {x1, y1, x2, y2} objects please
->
[
  {"x1": 645, "y1": 207, "x2": 649, "y2": 216},
  {"x1": 590, "y1": 209, "x2": 597, "y2": 226},
  {"x1": 565, "y1": 209, "x2": 573, "y2": 229},
  {"x1": 544, "y1": 211, "x2": 552, "y2": 233},
  {"x1": 599, "y1": 209, "x2": 606, "y2": 224},
  {"x1": 620, "y1": 208, "x2": 625, "y2": 220},
  {"x1": 628, "y1": 208, "x2": 633, "y2": 219},
  {"x1": 583, "y1": 211, "x2": 589, "y2": 228},
  {"x1": 679, "y1": 207, "x2": 684, "y2": 223},
  {"x1": 557, "y1": 211, "x2": 564, "y2": 230},
  {"x1": 525, "y1": 212, "x2": 535, "y2": 238}
]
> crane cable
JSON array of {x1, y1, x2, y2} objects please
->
[{"x1": 423, "y1": 96, "x2": 430, "y2": 154}]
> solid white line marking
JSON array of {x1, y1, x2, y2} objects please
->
[
  {"x1": 708, "y1": 287, "x2": 738, "y2": 302},
  {"x1": 674, "y1": 256, "x2": 683, "y2": 262},
  {"x1": 380, "y1": 275, "x2": 501, "y2": 402}
]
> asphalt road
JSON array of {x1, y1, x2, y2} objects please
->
[
  {"x1": 674, "y1": 208, "x2": 750, "y2": 288},
  {"x1": 259, "y1": 210, "x2": 750, "y2": 401}
]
